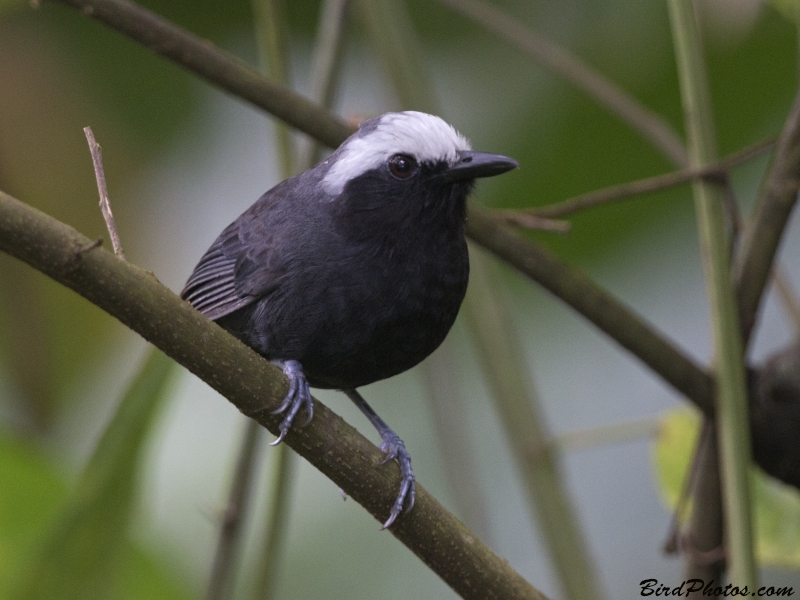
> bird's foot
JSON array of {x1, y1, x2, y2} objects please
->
[
  {"x1": 378, "y1": 432, "x2": 416, "y2": 530},
  {"x1": 269, "y1": 360, "x2": 313, "y2": 446}
]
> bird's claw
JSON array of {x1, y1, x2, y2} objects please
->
[
  {"x1": 378, "y1": 433, "x2": 416, "y2": 529},
  {"x1": 268, "y1": 360, "x2": 313, "y2": 446}
]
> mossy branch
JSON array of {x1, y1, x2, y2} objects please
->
[{"x1": 0, "y1": 189, "x2": 548, "y2": 600}]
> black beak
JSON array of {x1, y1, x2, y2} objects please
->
[{"x1": 435, "y1": 150, "x2": 519, "y2": 184}]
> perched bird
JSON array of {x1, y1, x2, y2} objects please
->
[{"x1": 181, "y1": 111, "x2": 518, "y2": 527}]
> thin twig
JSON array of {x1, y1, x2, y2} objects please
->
[
  {"x1": 83, "y1": 126, "x2": 125, "y2": 259},
  {"x1": 498, "y1": 138, "x2": 775, "y2": 224},
  {"x1": 204, "y1": 420, "x2": 262, "y2": 600},
  {"x1": 681, "y1": 425, "x2": 724, "y2": 582},
  {"x1": 497, "y1": 213, "x2": 571, "y2": 232},
  {"x1": 437, "y1": 0, "x2": 688, "y2": 166},
  {"x1": 662, "y1": 418, "x2": 710, "y2": 555},
  {"x1": 552, "y1": 417, "x2": 660, "y2": 454}
]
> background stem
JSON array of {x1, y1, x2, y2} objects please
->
[{"x1": 668, "y1": 0, "x2": 756, "y2": 588}]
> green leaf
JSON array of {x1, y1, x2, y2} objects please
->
[
  {"x1": 7, "y1": 349, "x2": 177, "y2": 600},
  {"x1": 653, "y1": 409, "x2": 800, "y2": 568},
  {"x1": 0, "y1": 433, "x2": 68, "y2": 596},
  {"x1": 765, "y1": 0, "x2": 799, "y2": 24}
]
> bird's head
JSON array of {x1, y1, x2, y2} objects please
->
[{"x1": 319, "y1": 112, "x2": 518, "y2": 223}]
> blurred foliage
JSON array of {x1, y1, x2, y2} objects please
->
[
  {"x1": 1, "y1": 0, "x2": 799, "y2": 596},
  {"x1": 5, "y1": 350, "x2": 179, "y2": 600},
  {"x1": 654, "y1": 410, "x2": 800, "y2": 569},
  {"x1": 0, "y1": 0, "x2": 796, "y2": 424},
  {"x1": 767, "y1": 0, "x2": 800, "y2": 23},
  {"x1": 0, "y1": 428, "x2": 190, "y2": 600}
]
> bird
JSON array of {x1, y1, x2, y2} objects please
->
[{"x1": 181, "y1": 111, "x2": 518, "y2": 528}]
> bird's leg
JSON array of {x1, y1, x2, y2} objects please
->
[
  {"x1": 267, "y1": 359, "x2": 314, "y2": 446},
  {"x1": 344, "y1": 389, "x2": 416, "y2": 529}
]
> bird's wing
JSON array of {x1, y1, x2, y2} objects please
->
[
  {"x1": 180, "y1": 223, "x2": 253, "y2": 320},
  {"x1": 180, "y1": 189, "x2": 293, "y2": 321}
]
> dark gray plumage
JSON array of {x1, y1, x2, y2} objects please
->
[{"x1": 182, "y1": 111, "x2": 518, "y2": 527}]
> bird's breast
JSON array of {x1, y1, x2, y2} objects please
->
[{"x1": 299, "y1": 230, "x2": 469, "y2": 389}]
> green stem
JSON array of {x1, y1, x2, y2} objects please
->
[
  {"x1": 355, "y1": 0, "x2": 438, "y2": 112},
  {"x1": 464, "y1": 248, "x2": 604, "y2": 600},
  {"x1": 253, "y1": 0, "x2": 294, "y2": 176},
  {"x1": 419, "y1": 345, "x2": 493, "y2": 543},
  {"x1": 204, "y1": 420, "x2": 261, "y2": 600},
  {"x1": 250, "y1": 444, "x2": 296, "y2": 600},
  {"x1": 298, "y1": 0, "x2": 350, "y2": 168},
  {"x1": 667, "y1": 0, "x2": 756, "y2": 589},
  {"x1": 53, "y1": 0, "x2": 353, "y2": 147}
]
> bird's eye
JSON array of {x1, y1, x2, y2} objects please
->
[{"x1": 388, "y1": 154, "x2": 418, "y2": 180}]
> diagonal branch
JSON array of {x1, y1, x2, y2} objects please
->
[
  {"x1": 49, "y1": 0, "x2": 715, "y2": 417},
  {"x1": 48, "y1": 0, "x2": 352, "y2": 149},
  {"x1": 467, "y1": 207, "x2": 715, "y2": 416},
  {"x1": 0, "y1": 189, "x2": 549, "y2": 600},
  {"x1": 499, "y1": 138, "x2": 774, "y2": 223}
]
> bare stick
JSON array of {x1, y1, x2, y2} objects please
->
[
  {"x1": 499, "y1": 213, "x2": 571, "y2": 233},
  {"x1": 83, "y1": 126, "x2": 126, "y2": 260},
  {"x1": 498, "y1": 138, "x2": 775, "y2": 224}
]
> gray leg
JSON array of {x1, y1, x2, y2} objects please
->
[
  {"x1": 268, "y1": 359, "x2": 314, "y2": 445},
  {"x1": 344, "y1": 389, "x2": 416, "y2": 529}
]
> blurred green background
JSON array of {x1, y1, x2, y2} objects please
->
[{"x1": 1, "y1": 0, "x2": 799, "y2": 598}]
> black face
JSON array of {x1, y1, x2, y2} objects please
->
[
  {"x1": 331, "y1": 155, "x2": 469, "y2": 239},
  {"x1": 332, "y1": 149, "x2": 517, "y2": 239}
]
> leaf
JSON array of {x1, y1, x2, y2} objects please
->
[
  {"x1": 0, "y1": 433, "x2": 67, "y2": 596},
  {"x1": 7, "y1": 349, "x2": 176, "y2": 600},
  {"x1": 653, "y1": 409, "x2": 800, "y2": 568},
  {"x1": 765, "y1": 0, "x2": 799, "y2": 24}
]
